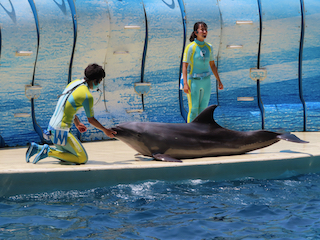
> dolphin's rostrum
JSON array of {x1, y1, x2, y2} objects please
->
[{"x1": 112, "y1": 105, "x2": 308, "y2": 162}]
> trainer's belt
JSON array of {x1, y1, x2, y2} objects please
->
[{"x1": 190, "y1": 72, "x2": 211, "y2": 79}]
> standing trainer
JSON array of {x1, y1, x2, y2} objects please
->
[{"x1": 182, "y1": 21, "x2": 223, "y2": 123}]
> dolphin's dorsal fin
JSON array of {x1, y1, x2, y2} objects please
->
[{"x1": 191, "y1": 105, "x2": 221, "y2": 127}]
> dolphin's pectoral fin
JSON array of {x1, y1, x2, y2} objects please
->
[
  {"x1": 152, "y1": 154, "x2": 183, "y2": 163},
  {"x1": 277, "y1": 133, "x2": 309, "y2": 143}
]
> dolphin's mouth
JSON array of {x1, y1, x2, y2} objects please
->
[
  {"x1": 111, "y1": 126, "x2": 120, "y2": 131},
  {"x1": 111, "y1": 126, "x2": 130, "y2": 137},
  {"x1": 111, "y1": 126, "x2": 123, "y2": 134}
]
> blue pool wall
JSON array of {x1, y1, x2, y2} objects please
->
[{"x1": 0, "y1": 0, "x2": 320, "y2": 147}]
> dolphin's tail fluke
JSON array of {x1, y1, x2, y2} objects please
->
[{"x1": 277, "y1": 133, "x2": 309, "y2": 143}]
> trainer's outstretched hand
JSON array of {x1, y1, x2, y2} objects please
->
[{"x1": 104, "y1": 128, "x2": 117, "y2": 138}]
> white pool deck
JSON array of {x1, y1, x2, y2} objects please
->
[{"x1": 0, "y1": 132, "x2": 320, "y2": 197}]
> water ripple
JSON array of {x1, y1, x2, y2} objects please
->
[{"x1": 1, "y1": 174, "x2": 320, "y2": 239}]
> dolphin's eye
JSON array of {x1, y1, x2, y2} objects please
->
[{"x1": 137, "y1": 133, "x2": 142, "y2": 138}]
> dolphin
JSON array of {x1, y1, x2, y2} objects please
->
[{"x1": 112, "y1": 105, "x2": 308, "y2": 163}]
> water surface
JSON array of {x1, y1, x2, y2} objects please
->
[{"x1": 1, "y1": 174, "x2": 320, "y2": 239}]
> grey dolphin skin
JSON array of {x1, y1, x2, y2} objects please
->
[{"x1": 112, "y1": 105, "x2": 308, "y2": 163}]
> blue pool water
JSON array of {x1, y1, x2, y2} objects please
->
[{"x1": 1, "y1": 174, "x2": 320, "y2": 239}]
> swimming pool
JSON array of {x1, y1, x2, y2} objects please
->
[{"x1": 1, "y1": 173, "x2": 320, "y2": 239}]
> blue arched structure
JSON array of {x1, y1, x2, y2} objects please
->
[{"x1": 0, "y1": 0, "x2": 319, "y2": 147}]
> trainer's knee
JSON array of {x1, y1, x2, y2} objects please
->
[{"x1": 77, "y1": 153, "x2": 88, "y2": 164}]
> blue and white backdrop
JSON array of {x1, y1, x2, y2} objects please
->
[{"x1": 0, "y1": 0, "x2": 319, "y2": 147}]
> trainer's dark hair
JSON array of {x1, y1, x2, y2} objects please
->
[
  {"x1": 189, "y1": 21, "x2": 208, "y2": 42},
  {"x1": 84, "y1": 63, "x2": 105, "y2": 81}
]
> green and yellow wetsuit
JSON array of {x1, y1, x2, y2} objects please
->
[
  {"x1": 183, "y1": 39, "x2": 214, "y2": 123},
  {"x1": 47, "y1": 79, "x2": 94, "y2": 164}
]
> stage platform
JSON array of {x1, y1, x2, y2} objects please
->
[{"x1": 0, "y1": 132, "x2": 320, "y2": 197}]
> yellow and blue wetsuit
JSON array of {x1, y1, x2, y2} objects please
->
[
  {"x1": 183, "y1": 39, "x2": 214, "y2": 123},
  {"x1": 46, "y1": 79, "x2": 94, "y2": 164}
]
